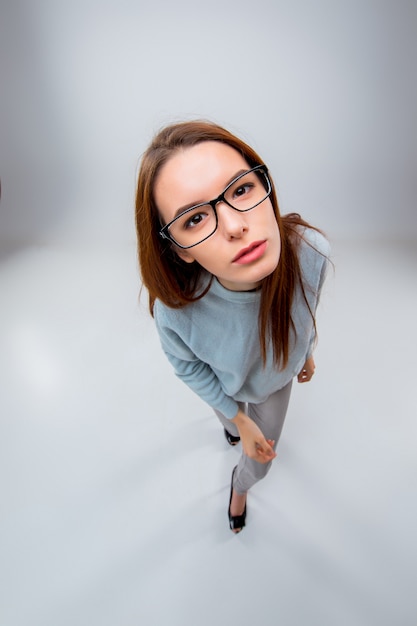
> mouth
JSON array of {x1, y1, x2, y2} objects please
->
[{"x1": 232, "y1": 240, "x2": 267, "y2": 264}]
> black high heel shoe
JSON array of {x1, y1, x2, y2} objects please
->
[
  {"x1": 224, "y1": 428, "x2": 240, "y2": 446},
  {"x1": 228, "y1": 466, "x2": 246, "y2": 533}
]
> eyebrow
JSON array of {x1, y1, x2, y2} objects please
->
[{"x1": 171, "y1": 169, "x2": 248, "y2": 219}]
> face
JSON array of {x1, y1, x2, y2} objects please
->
[{"x1": 154, "y1": 141, "x2": 281, "y2": 292}]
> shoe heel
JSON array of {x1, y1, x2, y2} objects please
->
[{"x1": 228, "y1": 466, "x2": 246, "y2": 533}]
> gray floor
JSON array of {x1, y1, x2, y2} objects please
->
[{"x1": 1, "y1": 239, "x2": 416, "y2": 626}]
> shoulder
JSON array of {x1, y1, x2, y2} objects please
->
[
  {"x1": 154, "y1": 299, "x2": 188, "y2": 330},
  {"x1": 298, "y1": 226, "x2": 331, "y2": 258},
  {"x1": 153, "y1": 271, "x2": 214, "y2": 327},
  {"x1": 295, "y1": 226, "x2": 331, "y2": 290},
  {"x1": 154, "y1": 289, "x2": 209, "y2": 334}
]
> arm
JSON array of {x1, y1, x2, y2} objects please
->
[
  {"x1": 168, "y1": 346, "x2": 276, "y2": 463},
  {"x1": 230, "y1": 409, "x2": 276, "y2": 464},
  {"x1": 157, "y1": 319, "x2": 276, "y2": 462},
  {"x1": 155, "y1": 313, "x2": 239, "y2": 418},
  {"x1": 165, "y1": 350, "x2": 239, "y2": 418},
  {"x1": 297, "y1": 354, "x2": 315, "y2": 383},
  {"x1": 297, "y1": 231, "x2": 330, "y2": 384}
]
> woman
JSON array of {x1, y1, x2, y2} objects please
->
[{"x1": 135, "y1": 120, "x2": 330, "y2": 533}]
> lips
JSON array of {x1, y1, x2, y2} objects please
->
[{"x1": 232, "y1": 240, "x2": 267, "y2": 264}]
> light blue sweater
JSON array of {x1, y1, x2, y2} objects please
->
[{"x1": 154, "y1": 228, "x2": 330, "y2": 420}]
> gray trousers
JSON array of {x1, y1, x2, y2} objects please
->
[{"x1": 214, "y1": 381, "x2": 293, "y2": 494}]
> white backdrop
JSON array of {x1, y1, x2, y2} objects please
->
[
  {"x1": 1, "y1": 0, "x2": 416, "y2": 245},
  {"x1": 1, "y1": 4, "x2": 417, "y2": 624}
]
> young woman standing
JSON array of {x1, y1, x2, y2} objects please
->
[{"x1": 135, "y1": 121, "x2": 330, "y2": 533}]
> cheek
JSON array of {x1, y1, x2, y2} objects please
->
[
  {"x1": 270, "y1": 215, "x2": 281, "y2": 246},
  {"x1": 190, "y1": 246, "x2": 224, "y2": 274},
  {"x1": 175, "y1": 247, "x2": 197, "y2": 264},
  {"x1": 271, "y1": 224, "x2": 282, "y2": 267}
]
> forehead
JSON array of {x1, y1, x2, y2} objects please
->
[
  {"x1": 160, "y1": 140, "x2": 249, "y2": 181},
  {"x1": 154, "y1": 141, "x2": 250, "y2": 217}
]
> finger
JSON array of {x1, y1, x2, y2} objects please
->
[
  {"x1": 255, "y1": 443, "x2": 276, "y2": 461},
  {"x1": 298, "y1": 369, "x2": 311, "y2": 382},
  {"x1": 266, "y1": 440, "x2": 276, "y2": 454},
  {"x1": 252, "y1": 451, "x2": 272, "y2": 464},
  {"x1": 255, "y1": 441, "x2": 274, "y2": 454},
  {"x1": 254, "y1": 445, "x2": 277, "y2": 462}
]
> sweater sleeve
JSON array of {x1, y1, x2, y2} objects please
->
[
  {"x1": 305, "y1": 231, "x2": 331, "y2": 359},
  {"x1": 154, "y1": 309, "x2": 239, "y2": 420}
]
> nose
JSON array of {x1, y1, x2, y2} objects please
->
[{"x1": 216, "y1": 201, "x2": 248, "y2": 239}]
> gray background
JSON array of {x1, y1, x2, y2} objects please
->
[
  {"x1": 1, "y1": 2, "x2": 416, "y2": 626},
  {"x1": 1, "y1": 0, "x2": 416, "y2": 246}
]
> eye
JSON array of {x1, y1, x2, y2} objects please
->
[
  {"x1": 185, "y1": 213, "x2": 205, "y2": 228},
  {"x1": 233, "y1": 182, "x2": 255, "y2": 199},
  {"x1": 181, "y1": 209, "x2": 211, "y2": 230}
]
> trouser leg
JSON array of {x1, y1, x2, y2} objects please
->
[{"x1": 214, "y1": 381, "x2": 293, "y2": 494}]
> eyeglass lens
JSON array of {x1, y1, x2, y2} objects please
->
[{"x1": 167, "y1": 168, "x2": 270, "y2": 248}]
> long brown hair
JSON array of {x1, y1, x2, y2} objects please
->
[{"x1": 135, "y1": 120, "x2": 322, "y2": 368}]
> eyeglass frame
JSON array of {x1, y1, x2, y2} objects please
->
[{"x1": 158, "y1": 164, "x2": 272, "y2": 249}]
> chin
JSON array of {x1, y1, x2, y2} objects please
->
[{"x1": 259, "y1": 255, "x2": 280, "y2": 281}]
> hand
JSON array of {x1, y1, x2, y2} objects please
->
[
  {"x1": 297, "y1": 355, "x2": 315, "y2": 383},
  {"x1": 230, "y1": 410, "x2": 277, "y2": 464}
]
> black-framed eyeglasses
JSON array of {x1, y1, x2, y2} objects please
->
[{"x1": 159, "y1": 165, "x2": 272, "y2": 249}]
